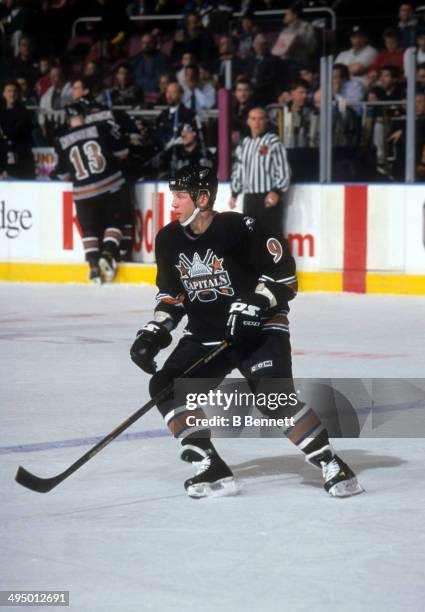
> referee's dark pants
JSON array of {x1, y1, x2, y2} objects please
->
[{"x1": 243, "y1": 192, "x2": 284, "y2": 236}]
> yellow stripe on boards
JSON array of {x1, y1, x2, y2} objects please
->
[
  {"x1": 1, "y1": 263, "x2": 424, "y2": 295},
  {"x1": 0, "y1": 262, "x2": 157, "y2": 285},
  {"x1": 366, "y1": 273, "x2": 425, "y2": 295}
]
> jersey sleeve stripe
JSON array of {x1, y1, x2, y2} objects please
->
[
  {"x1": 156, "y1": 292, "x2": 185, "y2": 306},
  {"x1": 259, "y1": 274, "x2": 298, "y2": 284}
]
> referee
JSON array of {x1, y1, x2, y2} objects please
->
[{"x1": 229, "y1": 106, "x2": 290, "y2": 234}]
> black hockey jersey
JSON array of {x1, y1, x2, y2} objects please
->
[
  {"x1": 154, "y1": 212, "x2": 297, "y2": 343},
  {"x1": 53, "y1": 122, "x2": 128, "y2": 201}
]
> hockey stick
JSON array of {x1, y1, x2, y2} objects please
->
[{"x1": 15, "y1": 340, "x2": 230, "y2": 493}]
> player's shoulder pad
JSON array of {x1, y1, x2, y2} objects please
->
[{"x1": 217, "y1": 211, "x2": 257, "y2": 232}]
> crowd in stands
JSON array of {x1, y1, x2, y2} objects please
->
[{"x1": 1, "y1": 0, "x2": 425, "y2": 181}]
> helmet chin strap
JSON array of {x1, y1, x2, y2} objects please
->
[{"x1": 180, "y1": 206, "x2": 200, "y2": 227}]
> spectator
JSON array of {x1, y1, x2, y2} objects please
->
[
  {"x1": 107, "y1": 64, "x2": 144, "y2": 106},
  {"x1": 271, "y1": 2, "x2": 317, "y2": 65},
  {"x1": 335, "y1": 25, "x2": 378, "y2": 86},
  {"x1": 231, "y1": 77, "x2": 257, "y2": 144},
  {"x1": 16, "y1": 75, "x2": 38, "y2": 107},
  {"x1": 172, "y1": 12, "x2": 217, "y2": 64},
  {"x1": 34, "y1": 56, "x2": 53, "y2": 98},
  {"x1": 416, "y1": 62, "x2": 425, "y2": 94},
  {"x1": 376, "y1": 65, "x2": 405, "y2": 104},
  {"x1": 396, "y1": 2, "x2": 419, "y2": 48},
  {"x1": 229, "y1": 106, "x2": 290, "y2": 234},
  {"x1": 160, "y1": 120, "x2": 215, "y2": 177},
  {"x1": 38, "y1": 65, "x2": 73, "y2": 140},
  {"x1": 299, "y1": 63, "x2": 319, "y2": 102},
  {"x1": 175, "y1": 122, "x2": 214, "y2": 170},
  {"x1": 389, "y1": 92, "x2": 425, "y2": 144},
  {"x1": 216, "y1": 35, "x2": 243, "y2": 87},
  {"x1": 83, "y1": 61, "x2": 101, "y2": 80},
  {"x1": 200, "y1": 62, "x2": 217, "y2": 89},
  {"x1": 0, "y1": 80, "x2": 35, "y2": 178},
  {"x1": 388, "y1": 93, "x2": 425, "y2": 179},
  {"x1": 182, "y1": 1, "x2": 217, "y2": 28},
  {"x1": 404, "y1": 30, "x2": 425, "y2": 75},
  {"x1": 310, "y1": 86, "x2": 360, "y2": 149},
  {"x1": 182, "y1": 64, "x2": 216, "y2": 121},
  {"x1": 333, "y1": 63, "x2": 366, "y2": 107},
  {"x1": 82, "y1": 61, "x2": 104, "y2": 99},
  {"x1": 282, "y1": 79, "x2": 316, "y2": 148},
  {"x1": 366, "y1": 68, "x2": 405, "y2": 175},
  {"x1": 0, "y1": 0, "x2": 31, "y2": 56},
  {"x1": 413, "y1": 93, "x2": 425, "y2": 178},
  {"x1": 244, "y1": 33, "x2": 283, "y2": 105},
  {"x1": 71, "y1": 77, "x2": 93, "y2": 102},
  {"x1": 131, "y1": 32, "x2": 171, "y2": 99},
  {"x1": 276, "y1": 87, "x2": 291, "y2": 105},
  {"x1": 154, "y1": 81, "x2": 194, "y2": 149},
  {"x1": 368, "y1": 28, "x2": 405, "y2": 85},
  {"x1": 8, "y1": 36, "x2": 39, "y2": 87},
  {"x1": 234, "y1": 13, "x2": 258, "y2": 60},
  {"x1": 176, "y1": 52, "x2": 197, "y2": 87},
  {"x1": 157, "y1": 73, "x2": 173, "y2": 105},
  {"x1": 288, "y1": 79, "x2": 310, "y2": 112}
]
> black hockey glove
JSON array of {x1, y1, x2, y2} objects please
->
[
  {"x1": 225, "y1": 295, "x2": 269, "y2": 344},
  {"x1": 130, "y1": 322, "x2": 172, "y2": 374}
]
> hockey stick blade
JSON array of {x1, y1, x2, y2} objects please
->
[
  {"x1": 15, "y1": 466, "x2": 64, "y2": 493},
  {"x1": 15, "y1": 340, "x2": 230, "y2": 493}
]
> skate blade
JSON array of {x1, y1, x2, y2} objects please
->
[
  {"x1": 98, "y1": 258, "x2": 116, "y2": 283},
  {"x1": 328, "y1": 478, "x2": 365, "y2": 498},
  {"x1": 90, "y1": 276, "x2": 102, "y2": 285},
  {"x1": 187, "y1": 477, "x2": 239, "y2": 499}
]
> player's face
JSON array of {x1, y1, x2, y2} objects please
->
[{"x1": 171, "y1": 191, "x2": 195, "y2": 222}]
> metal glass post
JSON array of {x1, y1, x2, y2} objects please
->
[
  {"x1": 326, "y1": 56, "x2": 333, "y2": 182},
  {"x1": 405, "y1": 47, "x2": 417, "y2": 183},
  {"x1": 319, "y1": 56, "x2": 327, "y2": 183}
]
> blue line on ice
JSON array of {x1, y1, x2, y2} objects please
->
[{"x1": 0, "y1": 429, "x2": 170, "y2": 455}]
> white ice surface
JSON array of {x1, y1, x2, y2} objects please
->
[{"x1": 1, "y1": 284, "x2": 425, "y2": 612}]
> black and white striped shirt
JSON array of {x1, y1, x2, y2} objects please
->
[{"x1": 231, "y1": 132, "x2": 290, "y2": 197}]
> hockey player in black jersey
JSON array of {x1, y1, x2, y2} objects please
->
[
  {"x1": 77, "y1": 95, "x2": 137, "y2": 260},
  {"x1": 53, "y1": 103, "x2": 130, "y2": 283},
  {"x1": 130, "y1": 166, "x2": 363, "y2": 499}
]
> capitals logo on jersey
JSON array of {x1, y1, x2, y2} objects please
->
[{"x1": 176, "y1": 249, "x2": 234, "y2": 302}]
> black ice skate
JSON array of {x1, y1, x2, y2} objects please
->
[
  {"x1": 306, "y1": 445, "x2": 364, "y2": 498},
  {"x1": 88, "y1": 265, "x2": 102, "y2": 285},
  {"x1": 180, "y1": 445, "x2": 238, "y2": 499},
  {"x1": 98, "y1": 252, "x2": 117, "y2": 283}
]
